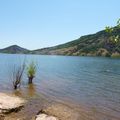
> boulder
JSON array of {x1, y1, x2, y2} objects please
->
[
  {"x1": 0, "y1": 93, "x2": 25, "y2": 114},
  {"x1": 36, "y1": 113, "x2": 58, "y2": 120}
]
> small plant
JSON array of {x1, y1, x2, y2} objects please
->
[
  {"x1": 12, "y1": 62, "x2": 25, "y2": 89},
  {"x1": 27, "y1": 61, "x2": 36, "y2": 84}
]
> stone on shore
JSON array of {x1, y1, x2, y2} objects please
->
[
  {"x1": 36, "y1": 113, "x2": 58, "y2": 120},
  {"x1": 0, "y1": 93, "x2": 25, "y2": 114}
]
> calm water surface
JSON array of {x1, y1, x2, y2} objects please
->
[{"x1": 0, "y1": 54, "x2": 120, "y2": 119}]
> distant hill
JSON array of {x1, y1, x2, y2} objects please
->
[
  {"x1": 0, "y1": 27, "x2": 120, "y2": 57},
  {"x1": 0, "y1": 45, "x2": 29, "y2": 54}
]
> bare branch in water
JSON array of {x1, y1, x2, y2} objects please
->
[{"x1": 12, "y1": 58, "x2": 26, "y2": 89}]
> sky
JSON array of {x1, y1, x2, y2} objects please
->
[{"x1": 0, "y1": 0, "x2": 119, "y2": 50}]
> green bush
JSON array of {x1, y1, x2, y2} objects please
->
[{"x1": 27, "y1": 61, "x2": 36, "y2": 84}]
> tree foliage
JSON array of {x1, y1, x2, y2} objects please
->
[{"x1": 105, "y1": 19, "x2": 120, "y2": 43}]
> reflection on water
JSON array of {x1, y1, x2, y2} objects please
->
[
  {"x1": 27, "y1": 84, "x2": 36, "y2": 97},
  {"x1": 13, "y1": 89, "x2": 23, "y2": 97},
  {"x1": 12, "y1": 84, "x2": 36, "y2": 98}
]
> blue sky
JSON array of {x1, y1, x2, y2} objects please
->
[{"x1": 0, "y1": 0, "x2": 119, "y2": 50}]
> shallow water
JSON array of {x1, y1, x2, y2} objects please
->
[{"x1": 0, "y1": 54, "x2": 120, "y2": 120}]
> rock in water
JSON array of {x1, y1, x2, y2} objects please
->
[
  {"x1": 0, "y1": 93, "x2": 25, "y2": 114},
  {"x1": 36, "y1": 114, "x2": 58, "y2": 120}
]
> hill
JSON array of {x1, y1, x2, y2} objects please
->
[
  {"x1": 0, "y1": 45, "x2": 29, "y2": 54},
  {"x1": 32, "y1": 27, "x2": 120, "y2": 57},
  {"x1": 0, "y1": 27, "x2": 120, "y2": 57}
]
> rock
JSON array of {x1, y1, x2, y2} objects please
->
[
  {"x1": 0, "y1": 93, "x2": 25, "y2": 114},
  {"x1": 42, "y1": 103, "x2": 80, "y2": 120},
  {"x1": 0, "y1": 114, "x2": 5, "y2": 120},
  {"x1": 36, "y1": 113, "x2": 58, "y2": 120}
]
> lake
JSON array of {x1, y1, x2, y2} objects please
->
[{"x1": 0, "y1": 53, "x2": 120, "y2": 120}]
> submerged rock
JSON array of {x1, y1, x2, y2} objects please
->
[
  {"x1": 36, "y1": 113, "x2": 58, "y2": 120},
  {"x1": 0, "y1": 93, "x2": 25, "y2": 114},
  {"x1": 42, "y1": 103, "x2": 80, "y2": 120}
]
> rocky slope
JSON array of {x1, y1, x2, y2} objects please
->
[{"x1": 33, "y1": 27, "x2": 120, "y2": 57}]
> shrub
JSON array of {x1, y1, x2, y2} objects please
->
[{"x1": 27, "y1": 61, "x2": 36, "y2": 84}]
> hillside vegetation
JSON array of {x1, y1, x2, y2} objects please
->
[
  {"x1": 32, "y1": 27, "x2": 120, "y2": 57},
  {"x1": 0, "y1": 45, "x2": 29, "y2": 54},
  {"x1": 0, "y1": 27, "x2": 120, "y2": 57}
]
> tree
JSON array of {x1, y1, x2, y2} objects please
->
[{"x1": 105, "y1": 19, "x2": 120, "y2": 43}]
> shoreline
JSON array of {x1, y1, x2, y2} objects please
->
[
  {"x1": 0, "y1": 91, "x2": 81, "y2": 120},
  {"x1": 0, "y1": 90, "x2": 120, "y2": 120}
]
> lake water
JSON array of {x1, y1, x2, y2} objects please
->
[{"x1": 0, "y1": 54, "x2": 120, "y2": 120}]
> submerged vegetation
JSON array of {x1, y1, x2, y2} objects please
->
[
  {"x1": 11, "y1": 59, "x2": 37, "y2": 89},
  {"x1": 12, "y1": 62, "x2": 26, "y2": 89},
  {"x1": 27, "y1": 61, "x2": 36, "y2": 84}
]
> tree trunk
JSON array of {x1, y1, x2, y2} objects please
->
[
  {"x1": 28, "y1": 76, "x2": 33, "y2": 84},
  {"x1": 14, "y1": 85, "x2": 17, "y2": 90}
]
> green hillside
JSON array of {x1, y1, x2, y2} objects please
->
[
  {"x1": 32, "y1": 27, "x2": 120, "y2": 57},
  {"x1": 0, "y1": 27, "x2": 120, "y2": 57},
  {"x1": 0, "y1": 45, "x2": 29, "y2": 54}
]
